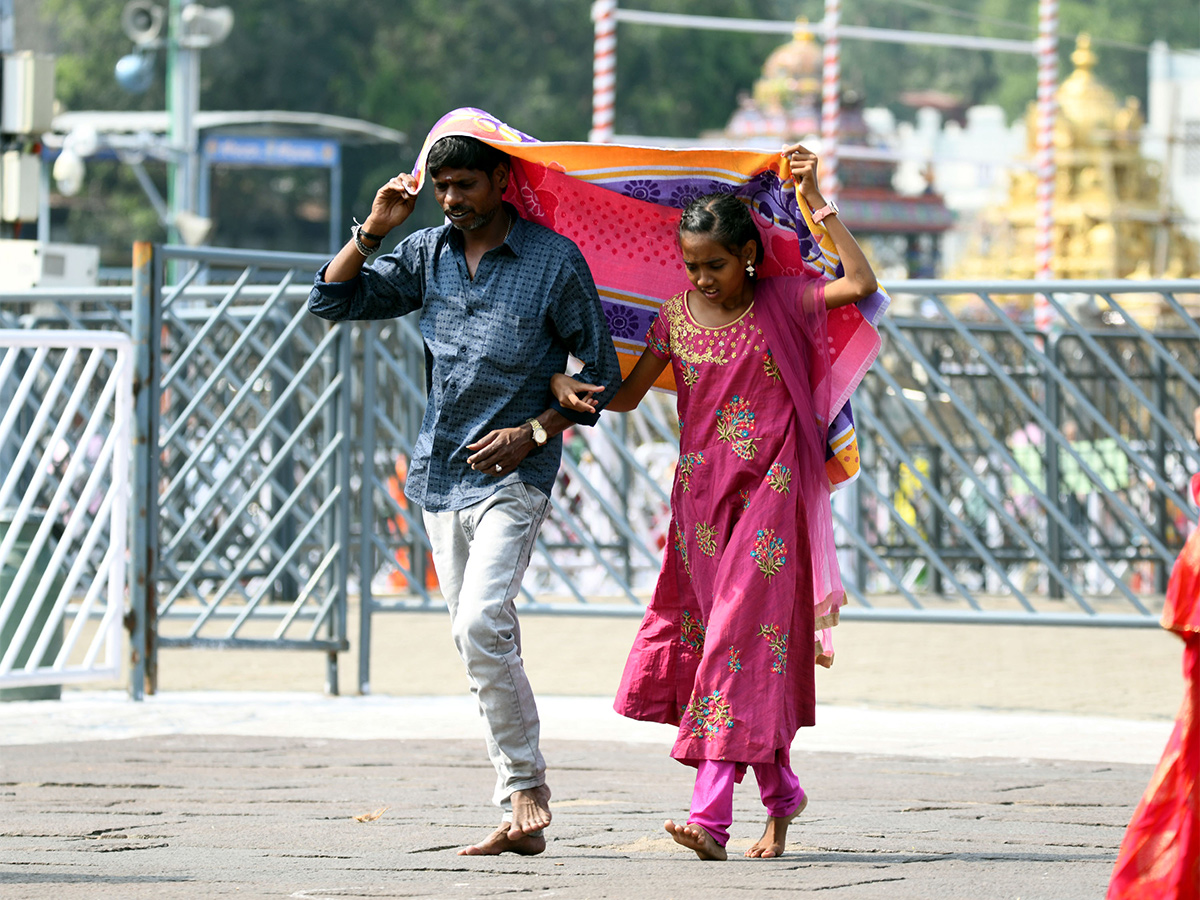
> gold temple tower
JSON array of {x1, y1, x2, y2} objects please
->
[
  {"x1": 724, "y1": 23, "x2": 953, "y2": 279},
  {"x1": 957, "y1": 35, "x2": 1199, "y2": 321}
]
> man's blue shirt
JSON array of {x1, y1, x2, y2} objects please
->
[{"x1": 308, "y1": 205, "x2": 621, "y2": 512}]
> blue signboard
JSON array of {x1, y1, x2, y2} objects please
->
[{"x1": 202, "y1": 136, "x2": 340, "y2": 168}]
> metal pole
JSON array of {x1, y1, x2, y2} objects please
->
[
  {"x1": 166, "y1": 0, "x2": 184, "y2": 248},
  {"x1": 590, "y1": 0, "x2": 617, "y2": 142},
  {"x1": 129, "y1": 241, "x2": 161, "y2": 700},
  {"x1": 37, "y1": 158, "x2": 51, "y2": 244},
  {"x1": 1045, "y1": 332, "x2": 1063, "y2": 598},
  {"x1": 358, "y1": 323, "x2": 378, "y2": 695},
  {"x1": 820, "y1": 0, "x2": 841, "y2": 200},
  {"x1": 329, "y1": 153, "x2": 343, "y2": 256},
  {"x1": 1033, "y1": 0, "x2": 1058, "y2": 328},
  {"x1": 329, "y1": 321, "x2": 352, "y2": 696},
  {"x1": 166, "y1": 0, "x2": 201, "y2": 254},
  {"x1": 0, "y1": 0, "x2": 12, "y2": 54},
  {"x1": 1151, "y1": 356, "x2": 1168, "y2": 593}
]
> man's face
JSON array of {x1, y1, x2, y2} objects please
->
[{"x1": 431, "y1": 165, "x2": 507, "y2": 232}]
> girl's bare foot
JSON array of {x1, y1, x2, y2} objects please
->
[
  {"x1": 458, "y1": 824, "x2": 546, "y2": 856},
  {"x1": 507, "y1": 784, "x2": 552, "y2": 840},
  {"x1": 664, "y1": 819, "x2": 727, "y2": 861},
  {"x1": 745, "y1": 793, "x2": 808, "y2": 858}
]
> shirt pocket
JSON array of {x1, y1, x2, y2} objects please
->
[{"x1": 483, "y1": 311, "x2": 544, "y2": 373}]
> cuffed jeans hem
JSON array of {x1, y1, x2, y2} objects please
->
[
  {"x1": 499, "y1": 777, "x2": 548, "y2": 820},
  {"x1": 499, "y1": 776, "x2": 547, "y2": 809}
]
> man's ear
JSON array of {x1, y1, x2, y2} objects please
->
[{"x1": 494, "y1": 162, "x2": 510, "y2": 192}]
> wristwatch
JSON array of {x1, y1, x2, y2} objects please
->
[
  {"x1": 812, "y1": 200, "x2": 839, "y2": 224},
  {"x1": 527, "y1": 418, "x2": 548, "y2": 447}
]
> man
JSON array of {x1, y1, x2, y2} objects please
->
[{"x1": 308, "y1": 135, "x2": 620, "y2": 856}]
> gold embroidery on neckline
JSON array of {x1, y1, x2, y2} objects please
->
[{"x1": 666, "y1": 292, "x2": 758, "y2": 367}]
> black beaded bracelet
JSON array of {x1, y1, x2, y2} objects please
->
[{"x1": 352, "y1": 216, "x2": 385, "y2": 243}]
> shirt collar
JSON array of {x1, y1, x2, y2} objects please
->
[{"x1": 444, "y1": 201, "x2": 523, "y2": 257}]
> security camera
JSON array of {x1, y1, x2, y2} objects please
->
[{"x1": 121, "y1": 1, "x2": 166, "y2": 46}]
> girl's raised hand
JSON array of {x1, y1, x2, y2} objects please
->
[
  {"x1": 781, "y1": 144, "x2": 821, "y2": 205},
  {"x1": 551, "y1": 372, "x2": 603, "y2": 414}
]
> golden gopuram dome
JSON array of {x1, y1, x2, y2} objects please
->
[
  {"x1": 754, "y1": 23, "x2": 821, "y2": 110},
  {"x1": 727, "y1": 21, "x2": 822, "y2": 139},
  {"x1": 954, "y1": 34, "x2": 1200, "y2": 325}
]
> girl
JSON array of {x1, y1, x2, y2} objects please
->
[{"x1": 552, "y1": 144, "x2": 878, "y2": 860}]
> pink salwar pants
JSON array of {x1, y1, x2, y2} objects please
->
[{"x1": 688, "y1": 750, "x2": 805, "y2": 848}]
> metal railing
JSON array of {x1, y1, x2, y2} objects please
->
[
  {"x1": 839, "y1": 280, "x2": 1200, "y2": 626},
  {"x1": 0, "y1": 329, "x2": 132, "y2": 692},
  {"x1": 3, "y1": 248, "x2": 1199, "y2": 696}
]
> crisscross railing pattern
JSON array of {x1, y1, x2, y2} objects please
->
[
  {"x1": 4, "y1": 252, "x2": 1199, "y2": 696},
  {"x1": 0, "y1": 330, "x2": 132, "y2": 690},
  {"x1": 840, "y1": 281, "x2": 1200, "y2": 623},
  {"x1": 138, "y1": 246, "x2": 352, "y2": 695}
]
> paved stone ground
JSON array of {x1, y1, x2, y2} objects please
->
[
  {"x1": 0, "y1": 734, "x2": 1146, "y2": 900},
  {"x1": 0, "y1": 614, "x2": 1183, "y2": 898}
]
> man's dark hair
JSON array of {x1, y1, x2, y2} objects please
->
[
  {"x1": 678, "y1": 192, "x2": 764, "y2": 269},
  {"x1": 426, "y1": 135, "x2": 510, "y2": 176}
]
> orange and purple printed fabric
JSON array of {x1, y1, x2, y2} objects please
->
[{"x1": 409, "y1": 108, "x2": 889, "y2": 489}]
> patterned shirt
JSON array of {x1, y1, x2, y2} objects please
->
[{"x1": 308, "y1": 204, "x2": 621, "y2": 512}]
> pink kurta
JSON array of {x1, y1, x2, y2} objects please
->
[{"x1": 615, "y1": 276, "x2": 828, "y2": 766}]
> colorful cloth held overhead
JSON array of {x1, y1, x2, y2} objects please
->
[{"x1": 407, "y1": 107, "x2": 889, "y2": 492}]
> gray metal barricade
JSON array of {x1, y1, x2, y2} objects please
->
[
  {"x1": 128, "y1": 244, "x2": 352, "y2": 697},
  {"x1": 4, "y1": 251, "x2": 1199, "y2": 697}
]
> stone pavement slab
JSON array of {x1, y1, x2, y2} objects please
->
[
  {"x1": 0, "y1": 614, "x2": 1183, "y2": 897},
  {"x1": 0, "y1": 691, "x2": 1175, "y2": 765},
  {"x1": 0, "y1": 689, "x2": 1173, "y2": 899},
  {"x1": 0, "y1": 733, "x2": 1149, "y2": 900}
]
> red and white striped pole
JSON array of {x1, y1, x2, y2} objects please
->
[
  {"x1": 1033, "y1": 0, "x2": 1058, "y2": 329},
  {"x1": 820, "y1": 0, "x2": 841, "y2": 200},
  {"x1": 590, "y1": 0, "x2": 617, "y2": 143}
]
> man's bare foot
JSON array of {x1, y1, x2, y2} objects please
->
[
  {"x1": 745, "y1": 793, "x2": 808, "y2": 859},
  {"x1": 458, "y1": 823, "x2": 546, "y2": 856},
  {"x1": 664, "y1": 819, "x2": 727, "y2": 861},
  {"x1": 507, "y1": 784, "x2": 552, "y2": 840}
]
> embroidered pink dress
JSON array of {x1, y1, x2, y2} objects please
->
[{"x1": 615, "y1": 276, "x2": 829, "y2": 767}]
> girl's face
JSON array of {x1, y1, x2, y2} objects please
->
[{"x1": 679, "y1": 231, "x2": 755, "y2": 308}]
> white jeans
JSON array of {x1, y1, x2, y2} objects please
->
[{"x1": 422, "y1": 483, "x2": 550, "y2": 813}]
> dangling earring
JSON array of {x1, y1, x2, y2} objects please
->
[{"x1": 745, "y1": 260, "x2": 756, "y2": 277}]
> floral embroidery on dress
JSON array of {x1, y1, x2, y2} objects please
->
[
  {"x1": 680, "y1": 610, "x2": 707, "y2": 654},
  {"x1": 681, "y1": 362, "x2": 700, "y2": 387},
  {"x1": 684, "y1": 689, "x2": 735, "y2": 740},
  {"x1": 739, "y1": 489, "x2": 751, "y2": 510},
  {"x1": 645, "y1": 319, "x2": 669, "y2": 357},
  {"x1": 766, "y1": 463, "x2": 792, "y2": 494},
  {"x1": 763, "y1": 349, "x2": 782, "y2": 381},
  {"x1": 727, "y1": 646, "x2": 742, "y2": 673},
  {"x1": 674, "y1": 525, "x2": 692, "y2": 577},
  {"x1": 678, "y1": 452, "x2": 705, "y2": 492},
  {"x1": 758, "y1": 624, "x2": 789, "y2": 674},
  {"x1": 716, "y1": 395, "x2": 759, "y2": 460},
  {"x1": 695, "y1": 522, "x2": 718, "y2": 557},
  {"x1": 751, "y1": 528, "x2": 787, "y2": 579}
]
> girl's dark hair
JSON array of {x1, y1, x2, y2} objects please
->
[
  {"x1": 426, "y1": 135, "x2": 509, "y2": 176},
  {"x1": 678, "y1": 192, "x2": 764, "y2": 269}
]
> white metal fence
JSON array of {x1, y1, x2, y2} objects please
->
[{"x1": 0, "y1": 330, "x2": 132, "y2": 692}]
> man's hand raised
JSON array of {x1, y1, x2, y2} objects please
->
[{"x1": 364, "y1": 173, "x2": 418, "y2": 236}]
